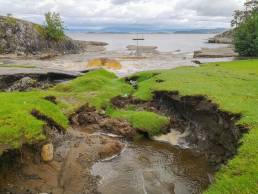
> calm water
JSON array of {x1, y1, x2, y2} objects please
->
[
  {"x1": 92, "y1": 140, "x2": 212, "y2": 194},
  {"x1": 67, "y1": 33, "x2": 227, "y2": 53}
]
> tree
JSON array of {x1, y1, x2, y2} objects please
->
[
  {"x1": 44, "y1": 12, "x2": 65, "y2": 41},
  {"x1": 234, "y1": 11, "x2": 258, "y2": 57},
  {"x1": 231, "y1": 0, "x2": 258, "y2": 27}
]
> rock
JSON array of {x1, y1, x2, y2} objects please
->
[
  {"x1": 99, "y1": 140, "x2": 124, "y2": 159},
  {"x1": 194, "y1": 47, "x2": 238, "y2": 58},
  {"x1": 192, "y1": 60, "x2": 202, "y2": 65},
  {"x1": 0, "y1": 16, "x2": 105, "y2": 55},
  {"x1": 6, "y1": 77, "x2": 36, "y2": 91},
  {"x1": 0, "y1": 68, "x2": 81, "y2": 91},
  {"x1": 99, "y1": 118, "x2": 137, "y2": 138},
  {"x1": 208, "y1": 30, "x2": 234, "y2": 44},
  {"x1": 87, "y1": 58, "x2": 122, "y2": 70},
  {"x1": 41, "y1": 143, "x2": 54, "y2": 162}
]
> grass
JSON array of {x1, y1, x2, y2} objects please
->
[
  {"x1": 0, "y1": 64, "x2": 36, "y2": 68},
  {"x1": 0, "y1": 69, "x2": 133, "y2": 154},
  {"x1": 1, "y1": 59, "x2": 258, "y2": 193},
  {"x1": 0, "y1": 91, "x2": 68, "y2": 151},
  {"x1": 132, "y1": 59, "x2": 258, "y2": 194},
  {"x1": 53, "y1": 69, "x2": 133, "y2": 110},
  {"x1": 108, "y1": 109, "x2": 170, "y2": 136}
]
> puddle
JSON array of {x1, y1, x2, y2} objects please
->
[{"x1": 92, "y1": 139, "x2": 212, "y2": 194}]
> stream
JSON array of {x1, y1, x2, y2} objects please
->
[{"x1": 92, "y1": 139, "x2": 212, "y2": 194}]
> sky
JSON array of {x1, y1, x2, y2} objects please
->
[{"x1": 0, "y1": 0, "x2": 245, "y2": 32}]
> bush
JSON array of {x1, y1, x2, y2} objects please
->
[
  {"x1": 234, "y1": 12, "x2": 258, "y2": 57},
  {"x1": 44, "y1": 12, "x2": 65, "y2": 41}
]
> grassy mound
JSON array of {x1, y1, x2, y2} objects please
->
[
  {"x1": 109, "y1": 109, "x2": 170, "y2": 136},
  {"x1": 0, "y1": 69, "x2": 133, "y2": 153},
  {"x1": 132, "y1": 59, "x2": 258, "y2": 194},
  {"x1": 0, "y1": 92, "x2": 68, "y2": 151}
]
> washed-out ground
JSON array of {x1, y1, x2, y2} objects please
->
[{"x1": 1, "y1": 48, "x2": 257, "y2": 194}]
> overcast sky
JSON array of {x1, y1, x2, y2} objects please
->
[{"x1": 0, "y1": 0, "x2": 245, "y2": 31}]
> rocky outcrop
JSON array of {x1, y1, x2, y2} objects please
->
[
  {"x1": 0, "y1": 68, "x2": 82, "y2": 91},
  {"x1": 0, "y1": 16, "x2": 107, "y2": 55},
  {"x1": 208, "y1": 30, "x2": 234, "y2": 44},
  {"x1": 194, "y1": 46, "x2": 238, "y2": 58}
]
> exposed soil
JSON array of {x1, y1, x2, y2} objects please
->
[
  {"x1": 0, "y1": 90, "x2": 249, "y2": 193},
  {"x1": 153, "y1": 91, "x2": 248, "y2": 167},
  {"x1": 70, "y1": 104, "x2": 137, "y2": 138},
  {"x1": 0, "y1": 105, "x2": 129, "y2": 194},
  {"x1": 111, "y1": 92, "x2": 249, "y2": 168}
]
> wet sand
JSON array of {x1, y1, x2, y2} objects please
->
[{"x1": 0, "y1": 50, "x2": 234, "y2": 77}]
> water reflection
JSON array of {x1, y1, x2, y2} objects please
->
[{"x1": 92, "y1": 140, "x2": 212, "y2": 194}]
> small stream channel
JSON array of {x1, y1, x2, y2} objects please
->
[{"x1": 92, "y1": 138, "x2": 213, "y2": 194}]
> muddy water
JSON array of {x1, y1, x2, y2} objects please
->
[{"x1": 92, "y1": 139, "x2": 212, "y2": 194}]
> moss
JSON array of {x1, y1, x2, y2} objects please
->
[
  {"x1": 108, "y1": 109, "x2": 170, "y2": 136},
  {"x1": 0, "y1": 64, "x2": 36, "y2": 68},
  {"x1": 4, "y1": 16, "x2": 17, "y2": 26},
  {"x1": 53, "y1": 69, "x2": 133, "y2": 109},
  {"x1": 1, "y1": 60, "x2": 258, "y2": 193},
  {"x1": 0, "y1": 69, "x2": 133, "y2": 152},
  {"x1": 33, "y1": 24, "x2": 46, "y2": 38}
]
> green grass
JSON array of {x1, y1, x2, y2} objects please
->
[
  {"x1": 53, "y1": 69, "x2": 133, "y2": 109},
  {"x1": 0, "y1": 91, "x2": 68, "y2": 151},
  {"x1": 0, "y1": 64, "x2": 36, "y2": 68},
  {"x1": 132, "y1": 59, "x2": 258, "y2": 194},
  {"x1": 108, "y1": 109, "x2": 170, "y2": 136},
  {"x1": 0, "y1": 69, "x2": 133, "y2": 153},
  {"x1": 1, "y1": 60, "x2": 258, "y2": 193}
]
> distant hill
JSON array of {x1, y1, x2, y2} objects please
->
[
  {"x1": 68, "y1": 27, "x2": 228, "y2": 34},
  {"x1": 174, "y1": 28, "x2": 227, "y2": 34}
]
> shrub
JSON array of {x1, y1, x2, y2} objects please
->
[
  {"x1": 44, "y1": 12, "x2": 65, "y2": 41},
  {"x1": 234, "y1": 11, "x2": 258, "y2": 57}
]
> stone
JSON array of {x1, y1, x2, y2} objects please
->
[
  {"x1": 99, "y1": 140, "x2": 124, "y2": 159},
  {"x1": 87, "y1": 58, "x2": 122, "y2": 70},
  {"x1": 6, "y1": 77, "x2": 36, "y2": 91},
  {"x1": 41, "y1": 143, "x2": 54, "y2": 162},
  {"x1": 0, "y1": 16, "x2": 106, "y2": 55},
  {"x1": 193, "y1": 47, "x2": 238, "y2": 58}
]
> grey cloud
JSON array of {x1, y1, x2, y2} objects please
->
[{"x1": 0, "y1": 0, "x2": 245, "y2": 30}]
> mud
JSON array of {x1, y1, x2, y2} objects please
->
[
  {"x1": 0, "y1": 124, "x2": 125, "y2": 194},
  {"x1": 70, "y1": 104, "x2": 137, "y2": 138},
  {"x1": 152, "y1": 91, "x2": 248, "y2": 167},
  {"x1": 0, "y1": 91, "x2": 248, "y2": 193},
  {"x1": 111, "y1": 92, "x2": 248, "y2": 168}
]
